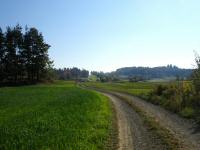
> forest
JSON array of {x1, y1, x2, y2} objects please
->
[
  {"x1": 55, "y1": 68, "x2": 89, "y2": 80},
  {"x1": 114, "y1": 65, "x2": 193, "y2": 79}
]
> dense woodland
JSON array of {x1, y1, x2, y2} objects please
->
[
  {"x1": 55, "y1": 68, "x2": 89, "y2": 80},
  {"x1": 115, "y1": 65, "x2": 192, "y2": 80},
  {"x1": 90, "y1": 65, "x2": 193, "y2": 82},
  {"x1": 0, "y1": 25, "x2": 52, "y2": 85}
]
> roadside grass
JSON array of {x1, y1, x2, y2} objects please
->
[
  {"x1": 82, "y1": 82, "x2": 184, "y2": 150},
  {"x1": 123, "y1": 96, "x2": 183, "y2": 150},
  {"x1": 82, "y1": 81, "x2": 165, "y2": 96},
  {"x1": 106, "y1": 92, "x2": 183, "y2": 150},
  {"x1": 0, "y1": 81, "x2": 113, "y2": 150},
  {"x1": 81, "y1": 81, "x2": 198, "y2": 149},
  {"x1": 82, "y1": 81, "x2": 196, "y2": 118}
]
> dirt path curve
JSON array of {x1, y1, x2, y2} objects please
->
[
  {"x1": 112, "y1": 92, "x2": 200, "y2": 150},
  {"x1": 102, "y1": 92, "x2": 167, "y2": 150}
]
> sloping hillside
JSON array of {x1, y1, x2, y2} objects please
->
[{"x1": 115, "y1": 65, "x2": 192, "y2": 79}]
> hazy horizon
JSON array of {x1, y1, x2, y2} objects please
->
[{"x1": 1, "y1": 0, "x2": 200, "y2": 72}]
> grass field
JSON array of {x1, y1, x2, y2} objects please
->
[
  {"x1": 82, "y1": 81, "x2": 196, "y2": 118},
  {"x1": 82, "y1": 81, "x2": 189, "y2": 96},
  {"x1": 82, "y1": 81, "x2": 164, "y2": 96},
  {"x1": 0, "y1": 81, "x2": 112, "y2": 150}
]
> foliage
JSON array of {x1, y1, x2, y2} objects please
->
[
  {"x1": 83, "y1": 53, "x2": 200, "y2": 123},
  {"x1": 0, "y1": 81, "x2": 112, "y2": 149},
  {"x1": 55, "y1": 67, "x2": 89, "y2": 80},
  {"x1": 91, "y1": 71, "x2": 119, "y2": 82},
  {"x1": 88, "y1": 75, "x2": 98, "y2": 81},
  {"x1": 83, "y1": 81, "x2": 198, "y2": 119},
  {"x1": 0, "y1": 25, "x2": 53, "y2": 85},
  {"x1": 115, "y1": 65, "x2": 192, "y2": 80},
  {"x1": 148, "y1": 82, "x2": 196, "y2": 114},
  {"x1": 82, "y1": 81, "x2": 160, "y2": 96},
  {"x1": 180, "y1": 107, "x2": 195, "y2": 118},
  {"x1": 191, "y1": 52, "x2": 200, "y2": 123},
  {"x1": 192, "y1": 52, "x2": 200, "y2": 94},
  {"x1": 90, "y1": 65, "x2": 192, "y2": 82}
]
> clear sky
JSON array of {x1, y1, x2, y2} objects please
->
[{"x1": 1, "y1": 0, "x2": 200, "y2": 72}]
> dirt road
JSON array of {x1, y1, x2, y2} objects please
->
[
  {"x1": 102, "y1": 92, "x2": 168, "y2": 150},
  {"x1": 111, "y1": 92, "x2": 200, "y2": 150},
  {"x1": 80, "y1": 84, "x2": 200, "y2": 149},
  {"x1": 99, "y1": 90, "x2": 200, "y2": 150}
]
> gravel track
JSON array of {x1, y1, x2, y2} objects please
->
[
  {"x1": 81, "y1": 85, "x2": 200, "y2": 150},
  {"x1": 111, "y1": 92, "x2": 200, "y2": 150},
  {"x1": 102, "y1": 92, "x2": 168, "y2": 150}
]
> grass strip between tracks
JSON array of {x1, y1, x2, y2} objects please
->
[
  {"x1": 80, "y1": 84, "x2": 186, "y2": 150},
  {"x1": 111, "y1": 93, "x2": 185, "y2": 150}
]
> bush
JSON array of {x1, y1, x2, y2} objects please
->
[
  {"x1": 150, "y1": 83, "x2": 192, "y2": 113},
  {"x1": 162, "y1": 86, "x2": 176, "y2": 99},
  {"x1": 148, "y1": 94, "x2": 164, "y2": 105},
  {"x1": 164, "y1": 94, "x2": 182, "y2": 113},
  {"x1": 179, "y1": 107, "x2": 195, "y2": 118},
  {"x1": 153, "y1": 85, "x2": 167, "y2": 96}
]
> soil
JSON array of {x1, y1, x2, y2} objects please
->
[
  {"x1": 102, "y1": 92, "x2": 168, "y2": 150},
  {"x1": 110, "y1": 91, "x2": 200, "y2": 150}
]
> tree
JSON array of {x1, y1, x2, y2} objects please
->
[
  {"x1": 71, "y1": 67, "x2": 81, "y2": 79},
  {"x1": 81, "y1": 69, "x2": 89, "y2": 78},
  {"x1": 192, "y1": 52, "x2": 200, "y2": 94},
  {"x1": 4, "y1": 25, "x2": 23, "y2": 82},
  {"x1": 0, "y1": 25, "x2": 53, "y2": 85},
  {"x1": 0, "y1": 28, "x2": 5, "y2": 81},
  {"x1": 32, "y1": 28, "x2": 51, "y2": 81},
  {"x1": 21, "y1": 27, "x2": 51, "y2": 82},
  {"x1": 54, "y1": 68, "x2": 89, "y2": 80}
]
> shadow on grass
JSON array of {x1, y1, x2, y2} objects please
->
[{"x1": 0, "y1": 81, "x2": 38, "y2": 87}]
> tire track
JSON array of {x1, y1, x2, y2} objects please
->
[
  {"x1": 102, "y1": 93, "x2": 167, "y2": 150},
  {"x1": 112, "y1": 92, "x2": 200, "y2": 150}
]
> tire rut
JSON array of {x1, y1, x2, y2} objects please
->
[
  {"x1": 103, "y1": 93, "x2": 167, "y2": 150},
  {"x1": 112, "y1": 92, "x2": 200, "y2": 150}
]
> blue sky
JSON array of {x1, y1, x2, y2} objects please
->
[{"x1": 1, "y1": 0, "x2": 200, "y2": 72}]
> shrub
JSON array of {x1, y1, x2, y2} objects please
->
[
  {"x1": 153, "y1": 84, "x2": 167, "y2": 96},
  {"x1": 164, "y1": 95, "x2": 183, "y2": 113},
  {"x1": 179, "y1": 107, "x2": 195, "y2": 118}
]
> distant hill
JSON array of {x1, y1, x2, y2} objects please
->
[{"x1": 114, "y1": 65, "x2": 193, "y2": 80}]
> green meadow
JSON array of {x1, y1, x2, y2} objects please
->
[
  {"x1": 0, "y1": 81, "x2": 112, "y2": 150},
  {"x1": 82, "y1": 81, "x2": 163, "y2": 96},
  {"x1": 82, "y1": 81, "x2": 197, "y2": 119}
]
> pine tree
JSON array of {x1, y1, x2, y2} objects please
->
[
  {"x1": 21, "y1": 27, "x2": 51, "y2": 82},
  {"x1": 0, "y1": 25, "x2": 52, "y2": 84},
  {"x1": 0, "y1": 28, "x2": 5, "y2": 82},
  {"x1": 4, "y1": 25, "x2": 23, "y2": 82},
  {"x1": 33, "y1": 30, "x2": 51, "y2": 81}
]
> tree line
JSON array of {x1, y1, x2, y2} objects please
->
[
  {"x1": 0, "y1": 25, "x2": 52, "y2": 85},
  {"x1": 144, "y1": 54, "x2": 200, "y2": 122},
  {"x1": 90, "y1": 71, "x2": 119, "y2": 82},
  {"x1": 115, "y1": 65, "x2": 192, "y2": 80},
  {"x1": 55, "y1": 67, "x2": 89, "y2": 80},
  {"x1": 90, "y1": 65, "x2": 193, "y2": 82}
]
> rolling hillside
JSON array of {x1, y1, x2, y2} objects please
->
[{"x1": 114, "y1": 65, "x2": 192, "y2": 79}]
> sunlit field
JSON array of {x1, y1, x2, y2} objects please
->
[
  {"x1": 0, "y1": 81, "x2": 112, "y2": 150},
  {"x1": 82, "y1": 81, "x2": 163, "y2": 96}
]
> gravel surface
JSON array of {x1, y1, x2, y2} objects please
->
[
  {"x1": 112, "y1": 92, "x2": 200, "y2": 150},
  {"x1": 102, "y1": 92, "x2": 168, "y2": 150}
]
